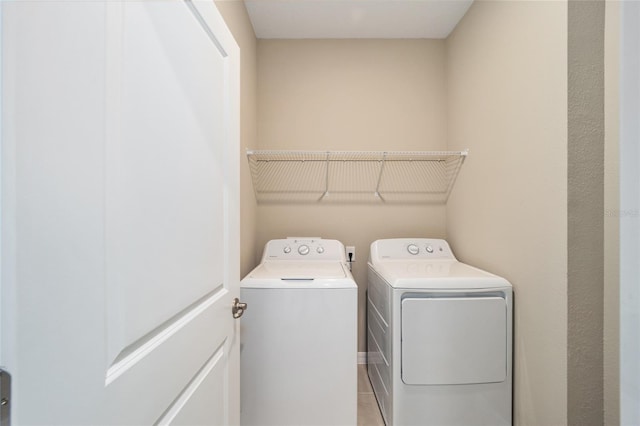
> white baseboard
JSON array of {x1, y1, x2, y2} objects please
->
[{"x1": 357, "y1": 352, "x2": 367, "y2": 364}]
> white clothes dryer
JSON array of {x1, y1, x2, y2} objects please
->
[
  {"x1": 367, "y1": 238, "x2": 512, "y2": 426},
  {"x1": 241, "y1": 238, "x2": 357, "y2": 426}
]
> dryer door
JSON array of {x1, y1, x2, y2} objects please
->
[{"x1": 401, "y1": 296, "x2": 507, "y2": 385}]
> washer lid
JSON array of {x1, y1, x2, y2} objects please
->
[
  {"x1": 370, "y1": 260, "x2": 511, "y2": 289},
  {"x1": 247, "y1": 261, "x2": 347, "y2": 280},
  {"x1": 241, "y1": 261, "x2": 356, "y2": 289}
]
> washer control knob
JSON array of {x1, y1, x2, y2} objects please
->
[
  {"x1": 407, "y1": 244, "x2": 419, "y2": 255},
  {"x1": 298, "y1": 245, "x2": 310, "y2": 255},
  {"x1": 426, "y1": 245, "x2": 434, "y2": 253},
  {"x1": 317, "y1": 246, "x2": 325, "y2": 254},
  {"x1": 283, "y1": 246, "x2": 291, "y2": 254}
]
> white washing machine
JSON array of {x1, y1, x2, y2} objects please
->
[
  {"x1": 240, "y1": 238, "x2": 357, "y2": 426},
  {"x1": 367, "y1": 238, "x2": 512, "y2": 426}
]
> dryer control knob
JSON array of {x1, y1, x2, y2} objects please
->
[
  {"x1": 283, "y1": 246, "x2": 292, "y2": 254},
  {"x1": 407, "y1": 244, "x2": 419, "y2": 255},
  {"x1": 317, "y1": 246, "x2": 325, "y2": 254},
  {"x1": 426, "y1": 245, "x2": 434, "y2": 253},
  {"x1": 298, "y1": 245, "x2": 310, "y2": 255}
]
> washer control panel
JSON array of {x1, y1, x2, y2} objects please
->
[
  {"x1": 370, "y1": 238, "x2": 455, "y2": 261},
  {"x1": 263, "y1": 238, "x2": 346, "y2": 261}
]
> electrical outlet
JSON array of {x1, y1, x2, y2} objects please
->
[{"x1": 346, "y1": 246, "x2": 356, "y2": 262}]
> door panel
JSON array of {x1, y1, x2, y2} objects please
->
[
  {"x1": 156, "y1": 343, "x2": 227, "y2": 426},
  {"x1": 106, "y1": 0, "x2": 227, "y2": 365},
  {"x1": 0, "y1": 1, "x2": 240, "y2": 424},
  {"x1": 401, "y1": 296, "x2": 507, "y2": 385}
]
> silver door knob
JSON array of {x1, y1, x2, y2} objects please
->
[{"x1": 232, "y1": 298, "x2": 247, "y2": 319}]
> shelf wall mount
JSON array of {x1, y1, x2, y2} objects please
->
[{"x1": 246, "y1": 149, "x2": 468, "y2": 204}]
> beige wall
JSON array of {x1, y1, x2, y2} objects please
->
[
  {"x1": 445, "y1": 1, "x2": 568, "y2": 425},
  {"x1": 256, "y1": 39, "x2": 448, "y2": 351},
  {"x1": 214, "y1": 0, "x2": 259, "y2": 277}
]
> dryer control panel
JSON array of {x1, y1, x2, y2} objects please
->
[
  {"x1": 369, "y1": 238, "x2": 456, "y2": 261},
  {"x1": 262, "y1": 238, "x2": 347, "y2": 262}
]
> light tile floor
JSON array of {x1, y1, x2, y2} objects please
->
[{"x1": 357, "y1": 365, "x2": 385, "y2": 426}]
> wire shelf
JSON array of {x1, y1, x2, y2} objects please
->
[{"x1": 246, "y1": 150, "x2": 468, "y2": 204}]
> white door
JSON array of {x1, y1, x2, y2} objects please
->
[{"x1": 0, "y1": 0, "x2": 240, "y2": 424}]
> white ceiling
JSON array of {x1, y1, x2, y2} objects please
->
[{"x1": 244, "y1": 0, "x2": 474, "y2": 39}]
